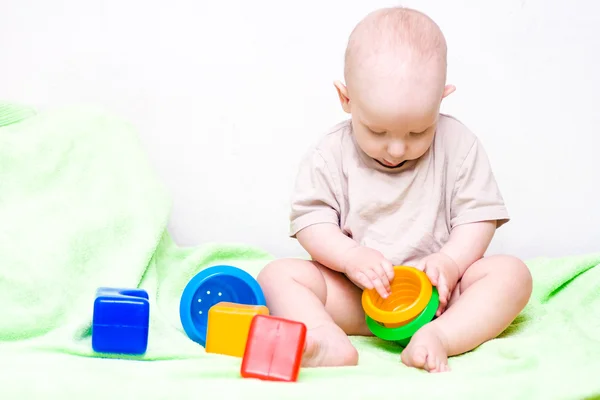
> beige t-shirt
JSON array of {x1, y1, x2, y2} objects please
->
[{"x1": 289, "y1": 114, "x2": 509, "y2": 266}]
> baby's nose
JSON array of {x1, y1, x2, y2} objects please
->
[{"x1": 387, "y1": 141, "x2": 405, "y2": 159}]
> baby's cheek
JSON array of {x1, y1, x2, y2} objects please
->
[
  {"x1": 357, "y1": 133, "x2": 384, "y2": 157},
  {"x1": 361, "y1": 141, "x2": 381, "y2": 158},
  {"x1": 411, "y1": 136, "x2": 435, "y2": 158}
]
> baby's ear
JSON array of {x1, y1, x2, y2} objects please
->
[
  {"x1": 333, "y1": 80, "x2": 351, "y2": 113},
  {"x1": 442, "y1": 84, "x2": 456, "y2": 99}
]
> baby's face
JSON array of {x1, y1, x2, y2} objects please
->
[
  {"x1": 350, "y1": 96, "x2": 439, "y2": 169},
  {"x1": 336, "y1": 38, "x2": 453, "y2": 170},
  {"x1": 341, "y1": 75, "x2": 450, "y2": 169}
]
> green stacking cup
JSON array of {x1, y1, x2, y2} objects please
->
[{"x1": 366, "y1": 287, "x2": 439, "y2": 347}]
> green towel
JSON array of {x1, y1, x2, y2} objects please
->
[
  {"x1": 0, "y1": 103, "x2": 599, "y2": 399},
  {"x1": 0, "y1": 102, "x2": 273, "y2": 358}
]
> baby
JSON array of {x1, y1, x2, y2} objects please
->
[{"x1": 257, "y1": 6, "x2": 532, "y2": 373}]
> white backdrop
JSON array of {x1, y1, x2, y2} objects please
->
[{"x1": 1, "y1": 0, "x2": 598, "y2": 261}]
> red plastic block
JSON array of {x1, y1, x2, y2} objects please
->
[{"x1": 240, "y1": 314, "x2": 306, "y2": 382}]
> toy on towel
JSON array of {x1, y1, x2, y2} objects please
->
[
  {"x1": 241, "y1": 314, "x2": 306, "y2": 382},
  {"x1": 203, "y1": 302, "x2": 306, "y2": 382},
  {"x1": 179, "y1": 265, "x2": 267, "y2": 347},
  {"x1": 362, "y1": 265, "x2": 439, "y2": 347},
  {"x1": 92, "y1": 287, "x2": 150, "y2": 355},
  {"x1": 90, "y1": 264, "x2": 307, "y2": 382},
  {"x1": 205, "y1": 302, "x2": 269, "y2": 357},
  {"x1": 178, "y1": 265, "x2": 306, "y2": 382}
]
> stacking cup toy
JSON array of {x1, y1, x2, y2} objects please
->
[
  {"x1": 179, "y1": 265, "x2": 266, "y2": 347},
  {"x1": 362, "y1": 265, "x2": 439, "y2": 347}
]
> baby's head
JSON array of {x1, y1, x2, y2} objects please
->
[{"x1": 335, "y1": 7, "x2": 455, "y2": 169}]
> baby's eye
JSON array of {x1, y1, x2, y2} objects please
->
[
  {"x1": 369, "y1": 128, "x2": 386, "y2": 136},
  {"x1": 410, "y1": 129, "x2": 428, "y2": 136}
]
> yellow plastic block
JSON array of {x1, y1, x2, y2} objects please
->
[{"x1": 205, "y1": 302, "x2": 270, "y2": 357}]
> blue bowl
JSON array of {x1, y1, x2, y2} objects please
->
[{"x1": 179, "y1": 264, "x2": 266, "y2": 347}]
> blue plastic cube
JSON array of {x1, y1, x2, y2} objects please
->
[{"x1": 92, "y1": 287, "x2": 150, "y2": 355}]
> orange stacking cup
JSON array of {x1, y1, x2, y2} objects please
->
[{"x1": 362, "y1": 266, "x2": 432, "y2": 327}]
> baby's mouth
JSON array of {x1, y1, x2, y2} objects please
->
[{"x1": 377, "y1": 159, "x2": 407, "y2": 168}]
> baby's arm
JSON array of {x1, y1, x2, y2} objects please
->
[
  {"x1": 297, "y1": 223, "x2": 394, "y2": 297},
  {"x1": 417, "y1": 220, "x2": 498, "y2": 312},
  {"x1": 296, "y1": 223, "x2": 358, "y2": 273},
  {"x1": 439, "y1": 220, "x2": 497, "y2": 276},
  {"x1": 290, "y1": 145, "x2": 394, "y2": 296}
]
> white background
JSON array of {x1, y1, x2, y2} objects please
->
[{"x1": 1, "y1": 0, "x2": 598, "y2": 261}]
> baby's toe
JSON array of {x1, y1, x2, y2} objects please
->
[
  {"x1": 426, "y1": 354, "x2": 440, "y2": 372},
  {"x1": 401, "y1": 345, "x2": 428, "y2": 368}
]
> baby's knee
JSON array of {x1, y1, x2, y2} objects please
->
[
  {"x1": 257, "y1": 259, "x2": 289, "y2": 288},
  {"x1": 258, "y1": 258, "x2": 317, "y2": 281},
  {"x1": 257, "y1": 258, "x2": 326, "y2": 294},
  {"x1": 493, "y1": 255, "x2": 533, "y2": 304}
]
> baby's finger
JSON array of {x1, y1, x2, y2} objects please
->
[
  {"x1": 425, "y1": 264, "x2": 440, "y2": 286},
  {"x1": 380, "y1": 259, "x2": 395, "y2": 281},
  {"x1": 365, "y1": 269, "x2": 389, "y2": 298},
  {"x1": 437, "y1": 284, "x2": 449, "y2": 307},
  {"x1": 374, "y1": 279, "x2": 390, "y2": 299},
  {"x1": 354, "y1": 272, "x2": 373, "y2": 291},
  {"x1": 415, "y1": 258, "x2": 427, "y2": 271},
  {"x1": 436, "y1": 300, "x2": 447, "y2": 317},
  {"x1": 435, "y1": 303, "x2": 445, "y2": 317},
  {"x1": 438, "y1": 274, "x2": 449, "y2": 302},
  {"x1": 435, "y1": 275, "x2": 449, "y2": 316},
  {"x1": 372, "y1": 263, "x2": 392, "y2": 291}
]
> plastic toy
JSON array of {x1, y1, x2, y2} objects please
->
[
  {"x1": 362, "y1": 266, "x2": 439, "y2": 346},
  {"x1": 205, "y1": 302, "x2": 270, "y2": 358},
  {"x1": 241, "y1": 315, "x2": 306, "y2": 382},
  {"x1": 179, "y1": 264, "x2": 266, "y2": 347},
  {"x1": 92, "y1": 287, "x2": 150, "y2": 355}
]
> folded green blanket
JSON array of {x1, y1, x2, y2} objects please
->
[{"x1": 0, "y1": 103, "x2": 599, "y2": 400}]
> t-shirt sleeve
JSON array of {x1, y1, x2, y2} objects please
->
[
  {"x1": 450, "y1": 139, "x2": 510, "y2": 229},
  {"x1": 289, "y1": 149, "x2": 341, "y2": 237}
]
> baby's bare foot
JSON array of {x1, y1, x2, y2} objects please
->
[
  {"x1": 401, "y1": 324, "x2": 450, "y2": 373},
  {"x1": 302, "y1": 323, "x2": 359, "y2": 367}
]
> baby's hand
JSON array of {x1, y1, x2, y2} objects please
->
[
  {"x1": 415, "y1": 252, "x2": 460, "y2": 316},
  {"x1": 341, "y1": 246, "x2": 395, "y2": 298}
]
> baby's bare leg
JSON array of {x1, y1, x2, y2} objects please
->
[
  {"x1": 257, "y1": 258, "x2": 369, "y2": 367},
  {"x1": 402, "y1": 255, "x2": 533, "y2": 372}
]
